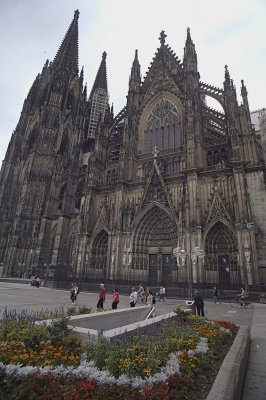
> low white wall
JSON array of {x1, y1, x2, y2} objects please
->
[
  {"x1": 68, "y1": 306, "x2": 151, "y2": 331},
  {"x1": 206, "y1": 325, "x2": 250, "y2": 400},
  {"x1": 71, "y1": 310, "x2": 176, "y2": 343}
]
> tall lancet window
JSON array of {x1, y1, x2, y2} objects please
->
[{"x1": 145, "y1": 99, "x2": 180, "y2": 154}]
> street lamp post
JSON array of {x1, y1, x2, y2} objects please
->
[
  {"x1": 173, "y1": 245, "x2": 205, "y2": 300},
  {"x1": 18, "y1": 262, "x2": 21, "y2": 278},
  {"x1": 173, "y1": 246, "x2": 188, "y2": 296}
]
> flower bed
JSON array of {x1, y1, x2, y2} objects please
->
[{"x1": 0, "y1": 308, "x2": 237, "y2": 399}]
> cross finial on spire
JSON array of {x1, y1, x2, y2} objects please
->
[
  {"x1": 159, "y1": 30, "x2": 167, "y2": 45},
  {"x1": 224, "y1": 64, "x2": 230, "y2": 82},
  {"x1": 102, "y1": 51, "x2": 107, "y2": 60},
  {"x1": 74, "y1": 9, "x2": 80, "y2": 20}
]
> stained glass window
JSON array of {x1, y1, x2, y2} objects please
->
[{"x1": 145, "y1": 99, "x2": 180, "y2": 153}]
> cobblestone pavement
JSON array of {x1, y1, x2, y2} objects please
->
[{"x1": 0, "y1": 281, "x2": 265, "y2": 399}]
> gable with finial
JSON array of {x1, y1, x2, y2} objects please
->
[
  {"x1": 141, "y1": 30, "x2": 183, "y2": 100},
  {"x1": 93, "y1": 201, "x2": 110, "y2": 233},
  {"x1": 206, "y1": 187, "x2": 232, "y2": 225},
  {"x1": 137, "y1": 149, "x2": 175, "y2": 213}
]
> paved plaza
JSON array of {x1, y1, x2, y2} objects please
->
[{"x1": 0, "y1": 281, "x2": 265, "y2": 399}]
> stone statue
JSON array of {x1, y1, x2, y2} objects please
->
[
  {"x1": 191, "y1": 254, "x2": 197, "y2": 265},
  {"x1": 111, "y1": 251, "x2": 116, "y2": 265},
  {"x1": 244, "y1": 249, "x2": 251, "y2": 263},
  {"x1": 122, "y1": 251, "x2": 127, "y2": 266}
]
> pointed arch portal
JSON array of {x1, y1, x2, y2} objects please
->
[
  {"x1": 90, "y1": 230, "x2": 108, "y2": 273},
  {"x1": 205, "y1": 222, "x2": 239, "y2": 288},
  {"x1": 132, "y1": 206, "x2": 178, "y2": 286}
]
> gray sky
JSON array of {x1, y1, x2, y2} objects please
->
[{"x1": 0, "y1": 0, "x2": 265, "y2": 163}]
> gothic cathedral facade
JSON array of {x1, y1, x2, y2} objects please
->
[{"x1": 0, "y1": 11, "x2": 266, "y2": 288}]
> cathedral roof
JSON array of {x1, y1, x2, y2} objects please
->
[{"x1": 53, "y1": 9, "x2": 79, "y2": 73}]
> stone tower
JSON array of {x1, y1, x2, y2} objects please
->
[
  {"x1": 0, "y1": 13, "x2": 265, "y2": 289},
  {"x1": 0, "y1": 11, "x2": 89, "y2": 278}
]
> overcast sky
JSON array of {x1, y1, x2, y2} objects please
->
[{"x1": 0, "y1": 0, "x2": 265, "y2": 163}]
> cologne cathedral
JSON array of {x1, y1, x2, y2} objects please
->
[{"x1": 0, "y1": 10, "x2": 265, "y2": 289}]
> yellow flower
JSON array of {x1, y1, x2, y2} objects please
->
[{"x1": 143, "y1": 367, "x2": 152, "y2": 377}]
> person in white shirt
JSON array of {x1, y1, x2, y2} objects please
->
[
  {"x1": 129, "y1": 287, "x2": 138, "y2": 307},
  {"x1": 159, "y1": 286, "x2": 166, "y2": 301}
]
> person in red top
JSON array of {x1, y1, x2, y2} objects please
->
[
  {"x1": 97, "y1": 283, "x2": 106, "y2": 309},
  {"x1": 112, "y1": 288, "x2": 120, "y2": 309}
]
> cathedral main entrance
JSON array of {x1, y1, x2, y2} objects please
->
[
  {"x1": 90, "y1": 230, "x2": 108, "y2": 276},
  {"x1": 205, "y1": 222, "x2": 239, "y2": 288},
  {"x1": 132, "y1": 205, "x2": 178, "y2": 287},
  {"x1": 218, "y1": 255, "x2": 231, "y2": 287},
  {"x1": 148, "y1": 251, "x2": 172, "y2": 287},
  {"x1": 162, "y1": 253, "x2": 172, "y2": 286}
]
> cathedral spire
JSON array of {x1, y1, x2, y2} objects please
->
[
  {"x1": 129, "y1": 49, "x2": 141, "y2": 91},
  {"x1": 223, "y1": 65, "x2": 237, "y2": 100},
  {"x1": 79, "y1": 66, "x2": 84, "y2": 85},
  {"x1": 87, "y1": 52, "x2": 109, "y2": 138},
  {"x1": 183, "y1": 28, "x2": 198, "y2": 71},
  {"x1": 224, "y1": 65, "x2": 231, "y2": 87},
  {"x1": 127, "y1": 49, "x2": 141, "y2": 111},
  {"x1": 53, "y1": 9, "x2": 79, "y2": 73},
  {"x1": 241, "y1": 79, "x2": 252, "y2": 132},
  {"x1": 89, "y1": 51, "x2": 108, "y2": 98},
  {"x1": 241, "y1": 79, "x2": 249, "y2": 110}
]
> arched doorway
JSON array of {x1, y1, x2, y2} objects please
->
[
  {"x1": 132, "y1": 206, "x2": 178, "y2": 287},
  {"x1": 90, "y1": 230, "x2": 108, "y2": 277},
  {"x1": 205, "y1": 222, "x2": 239, "y2": 288}
]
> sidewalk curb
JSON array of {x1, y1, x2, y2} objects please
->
[{"x1": 207, "y1": 325, "x2": 250, "y2": 400}]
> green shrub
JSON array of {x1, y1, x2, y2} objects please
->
[
  {"x1": 46, "y1": 316, "x2": 72, "y2": 345},
  {"x1": 77, "y1": 305, "x2": 92, "y2": 314},
  {"x1": 86, "y1": 337, "x2": 110, "y2": 369},
  {"x1": 23, "y1": 324, "x2": 50, "y2": 352}
]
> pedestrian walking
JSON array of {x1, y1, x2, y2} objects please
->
[
  {"x1": 237, "y1": 287, "x2": 247, "y2": 306},
  {"x1": 145, "y1": 288, "x2": 155, "y2": 307},
  {"x1": 70, "y1": 284, "x2": 76, "y2": 304},
  {"x1": 159, "y1": 286, "x2": 166, "y2": 301},
  {"x1": 213, "y1": 286, "x2": 218, "y2": 304},
  {"x1": 70, "y1": 284, "x2": 79, "y2": 304},
  {"x1": 194, "y1": 290, "x2": 205, "y2": 317},
  {"x1": 112, "y1": 288, "x2": 120, "y2": 309},
  {"x1": 97, "y1": 283, "x2": 106, "y2": 309},
  {"x1": 129, "y1": 287, "x2": 138, "y2": 307},
  {"x1": 137, "y1": 284, "x2": 145, "y2": 302},
  {"x1": 74, "y1": 284, "x2": 80, "y2": 301}
]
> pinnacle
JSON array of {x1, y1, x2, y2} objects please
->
[{"x1": 53, "y1": 10, "x2": 79, "y2": 72}]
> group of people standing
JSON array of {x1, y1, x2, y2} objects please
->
[
  {"x1": 72, "y1": 282, "x2": 248, "y2": 316},
  {"x1": 129, "y1": 286, "x2": 156, "y2": 307},
  {"x1": 94, "y1": 284, "x2": 158, "y2": 310},
  {"x1": 96, "y1": 283, "x2": 120, "y2": 310}
]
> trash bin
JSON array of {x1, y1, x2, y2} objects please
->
[{"x1": 184, "y1": 300, "x2": 196, "y2": 314}]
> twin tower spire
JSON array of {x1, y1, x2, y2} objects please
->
[
  {"x1": 51, "y1": 10, "x2": 108, "y2": 139},
  {"x1": 52, "y1": 9, "x2": 107, "y2": 95},
  {"x1": 51, "y1": 10, "x2": 241, "y2": 129},
  {"x1": 51, "y1": 10, "x2": 199, "y2": 105},
  {"x1": 51, "y1": 10, "x2": 197, "y2": 89}
]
